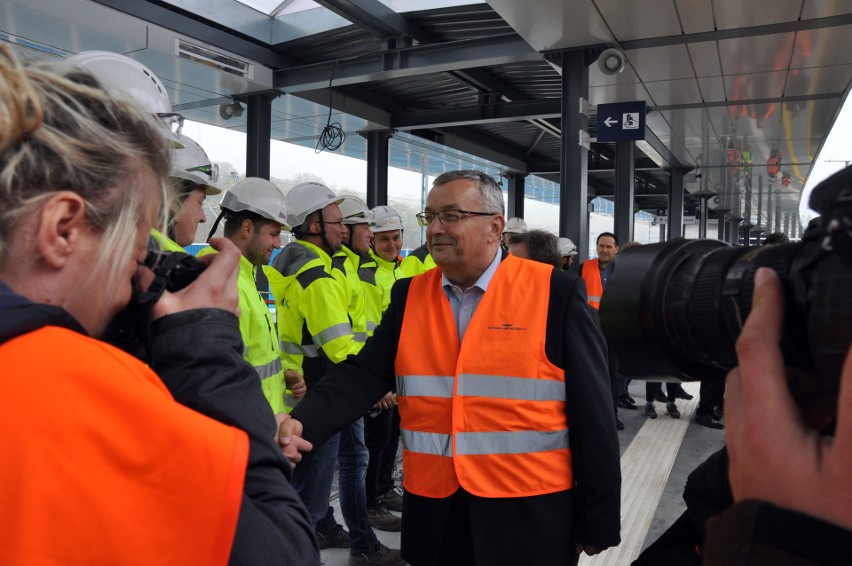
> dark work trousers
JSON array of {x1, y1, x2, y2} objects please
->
[
  {"x1": 364, "y1": 406, "x2": 400, "y2": 505},
  {"x1": 646, "y1": 382, "x2": 677, "y2": 403},
  {"x1": 696, "y1": 379, "x2": 726, "y2": 417},
  {"x1": 607, "y1": 348, "x2": 623, "y2": 415}
]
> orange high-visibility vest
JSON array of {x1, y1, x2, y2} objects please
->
[
  {"x1": 395, "y1": 255, "x2": 572, "y2": 499},
  {"x1": 581, "y1": 260, "x2": 604, "y2": 309},
  {"x1": 0, "y1": 326, "x2": 248, "y2": 565}
]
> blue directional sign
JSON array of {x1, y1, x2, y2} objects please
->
[{"x1": 596, "y1": 101, "x2": 646, "y2": 142}]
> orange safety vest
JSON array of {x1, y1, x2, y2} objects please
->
[
  {"x1": 581, "y1": 260, "x2": 604, "y2": 309},
  {"x1": 0, "y1": 327, "x2": 248, "y2": 565},
  {"x1": 395, "y1": 255, "x2": 572, "y2": 499}
]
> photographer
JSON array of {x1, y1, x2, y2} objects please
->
[
  {"x1": 703, "y1": 268, "x2": 852, "y2": 565},
  {"x1": 0, "y1": 48, "x2": 318, "y2": 565}
]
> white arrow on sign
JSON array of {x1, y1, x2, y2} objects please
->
[{"x1": 604, "y1": 116, "x2": 618, "y2": 127}]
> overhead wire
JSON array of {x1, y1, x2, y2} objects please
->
[{"x1": 315, "y1": 60, "x2": 345, "y2": 153}]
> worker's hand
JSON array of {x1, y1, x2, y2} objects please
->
[
  {"x1": 274, "y1": 413, "x2": 312, "y2": 467},
  {"x1": 284, "y1": 369, "x2": 307, "y2": 400},
  {"x1": 725, "y1": 267, "x2": 852, "y2": 531},
  {"x1": 141, "y1": 237, "x2": 241, "y2": 320},
  {"x1": 372, "y1": 391, "x2": 397, "y2": 411}
]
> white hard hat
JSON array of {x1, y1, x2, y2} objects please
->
[
  {"x1": 370, "y1": 205, "x2": 404, "y2": 233},
  {"x1": 221, "y1": 177, "x2": 289, "y2": 229},
  {"x1": 67, "y1": 50, "x2": 183, "y2": 145},
  {"x1": 338, "y1": 196, "x2": 374, "y2": 225},
  {"x1": 503, "y1": 217, "x2": 528, "y2": 234},
  {"x1": 285, "y1": 182, "x2": 343, "y2": 229},
  {"x1": 557, "y1": 237, "x2": 578, "y2": 257},
  {"x1": 171, "y1": 135, "x2": 221, "y2": 195}
]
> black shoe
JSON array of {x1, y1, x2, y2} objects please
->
[
  {"x1": 643, "y1": 403, "x2": 658, "y2": 419},
  {"x1": 695, "y1": 414, "x2": 724, "y2": 429},
  {"x1": 666, "y1": 402, "x2": 681, "y2": 419},
  {"x1": 381, "y1": 487, "x2": 404, "y2": 512},
  {"x1": 348, "y1": 542, "x2": 405, "y2": 565},
  {"x1": 653, "y1": 389, "x2": 667, "y2": 403},
  {"x1": 316, "y1": 525, "x2": 350, "y2": 549},
  {"x1": 672, "y1": 385, "x2": 694, "y2": 400},
  {"x1": 618, "y1": 394, "x2": 637, "y2": 410},
  {"x1": 367, "y1": 503, "x2": 402, "y2": 532},
  {"x1": 615, "y1": 416, "x2": 625, "y2": 430}
]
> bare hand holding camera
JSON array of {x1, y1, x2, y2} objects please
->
[{"x1": 726, "y1": 267, "x2": 852, "y2": 531}]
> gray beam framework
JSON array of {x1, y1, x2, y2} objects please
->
[
  {"x1": 506, "y1": 173, "x2": 526, "y2": 218},
  {"x1": 363, "y1": 130, "x2": 392, "y2": 207},
  {"x1": 668, "y1": 168, "x2": 685, "y2": 239},
  {"x1": 559, "y1": 50, "x2": 592, "y2": 266},
  {"x1": 315, "y1": 0, "x2": 434, "y2": 41},
  {"x1": 90, "y1": 0, "x2": 294, "y2": 68},
  {"x1": 392, "y1": 99, "x2": 561, "y2": 130},
  {"x1": 614, "y1": 141, "x2": 635, "y2": 244},
  {"x1": 274, "y1": 34, "x2": 539, "y2": 92},
  {"x1": 245, "y1": 93, "x2": 275, "y2": 179}
]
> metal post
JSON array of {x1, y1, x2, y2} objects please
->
[
  {"x1": 717, "y1": 210, "x2": 726, "y2": 241},
  {"x1": 614, "y1": 140, "x2": 635, "y2": 243},
  {"x1": 245, "y1": 93, "x2": 273, "y2": 179},
  {"x1": 756, "y1": 176, "x2": 763, "y2": 244},
  {"x1": 699, "y1": 195, "x2": 708, "y2": 239},
  {"x1": 559, "y1": 50, "x2": 590, "y2": 267},
  {"x1": 363, "y1": 130, "x2": 392, "y2": 207},
  {"x1": 669, "y1": 168, "x2": 685, "y2": 240},
  {"x1": 506, "y1": 172, "x2": 527, "y2": 218}
]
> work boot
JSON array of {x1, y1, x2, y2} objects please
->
[
  {"x1": 666, "y1": 402, "x2": 681, "y2": 419},
  {"x1": 695, "y1": 414, "x2": 724, "y2": 429},
  {"x1": 671, "y1": 384, "x2": 694, "y2": 400},
  {"x1": 615, "y1": 415, "x2": 625, "y2": 430},
  {"x1": 643, "y1": 403, "x2": 657, "y2": 419},
  {"x1": 348, "y1": 542, "x2": 406, "y2": 565},
  {"x1": 315, "y1": 524, "x2": 350, "y2": 549},
  {"x1": 367, "y1": 503, "x2": 402, "y2": 532},
  {"x1": 381, "y1": 487, "x2": 404, "y2": 512},
  {"x1": 618, "y1": 394, "x2": 637, "y2": 410}
]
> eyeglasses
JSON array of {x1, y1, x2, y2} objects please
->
[{"x1": 415, "y1": 210, "x2": 499, "y2": 227}]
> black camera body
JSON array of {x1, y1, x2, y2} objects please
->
[
  {"x1": 102, "y1": 250, "x2": 207, "y2": 361},
  {"x1": 600, "y1": 166, "x2": 852, "y2": 397}
]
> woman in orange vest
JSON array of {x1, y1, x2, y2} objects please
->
[{"x1": 0, "y1": 47, "x2": 318, "y2": 565}]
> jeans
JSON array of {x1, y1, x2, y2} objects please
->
[
  {"x1": 292, "y1": 430, "x2": 341, "y2": 529},
  {"x1": 337, "y1": 417, "x2": 379, "y2": 553}
]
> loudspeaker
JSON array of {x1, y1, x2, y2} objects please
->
[
  {"x1": 219, "y1": 100, "x2": 244, "y2": 120},
  {"x1": 598, "y1": 48, "x2": 627, "y2": 75}
]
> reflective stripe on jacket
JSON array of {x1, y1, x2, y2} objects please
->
[
  {"x1": 395, "y1": 255, "x2": 572, "y2": 498},
  {"x1": 198, "y1": 247, "x2": 287, "y2": 414},
  {"x1": 581, "y1": 260, "x2": 604, "y2": 310},
  {"x1": 399, "y1": 244, "x2": 436, "y2": 278},
  {"x1": 0, "y1": 326, "x2": 247, "y2": 565}
]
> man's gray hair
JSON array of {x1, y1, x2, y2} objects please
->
[{"x1": 432, "y1": 170, "x2": 505, "y2": 216}]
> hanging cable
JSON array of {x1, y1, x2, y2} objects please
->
[{"x1": 316, "y1": 61, "x2": 345, "y2": 153}]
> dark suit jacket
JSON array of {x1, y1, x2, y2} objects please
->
[{"x1": 290, "y1": 261, "x2": 621, "y2": 565}]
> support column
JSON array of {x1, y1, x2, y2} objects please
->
[
  {"x1": 363, "y1": 130, "x2": 392, "y2": 207},
  {"x1": 668, "y1": 168, "x2": 685, "y2": 240},
  {"x1": 717, "y1": 210, "x2": 726, "y2": 241},
  {"x1": 506, "y1": 172, "x2": 527, "y2": 218},
  {"x1": 614, "y1": 140, "x2": 635, "y2": 243},
  {"x1": 699, "y1": 195, "x2": 708, "y2": 239},
  {"x1": 783, "y1": 212, "x2": 791, "y2": 236},
  {"x1": 774, "y1": 190, "x2": 782, "y2": 234},
  {"x1": 246, "y1": 93, "x2": 274, "y2": 179},
  {"x1": 743, "y1": 178, "x2": 753, "y2": 246},
  {"x1": 560, "y1": 50, "x2": 591, "y2": 267}
]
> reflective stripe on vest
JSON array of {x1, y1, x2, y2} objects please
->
[
  {"x1": 581, "y1": 260, "x2": 604, "y2": 310},
  {"x1": 280, "y1": 340, "x2": 319, "y2": 358},
  {"x1": 395, "y1": 255, "x2": 572, "y2": 499},
  {"x1": 254, "y1": 357, "x2": 282, "y2": 380}
]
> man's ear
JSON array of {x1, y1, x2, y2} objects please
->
[
  {"x1": 37, "y1": 192, "x2": 88, "y2": 269},
  {"x1": 491, "y1": 215, "x2": 506, "y2": 242},
  {"x1": 240, "y1": 218, "x2": 255, "y2": 240}
]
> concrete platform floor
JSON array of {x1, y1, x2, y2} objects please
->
[{"x1": 319, "y1": 380, "x2": 725, "y2": 566}]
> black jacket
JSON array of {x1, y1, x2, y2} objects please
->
[
  {"x1": 290, "y1": 263, "x2": 621, "y2": 563},
  {"x1": 0, "y1": 281, "x2": 319, "y2": 566}
]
